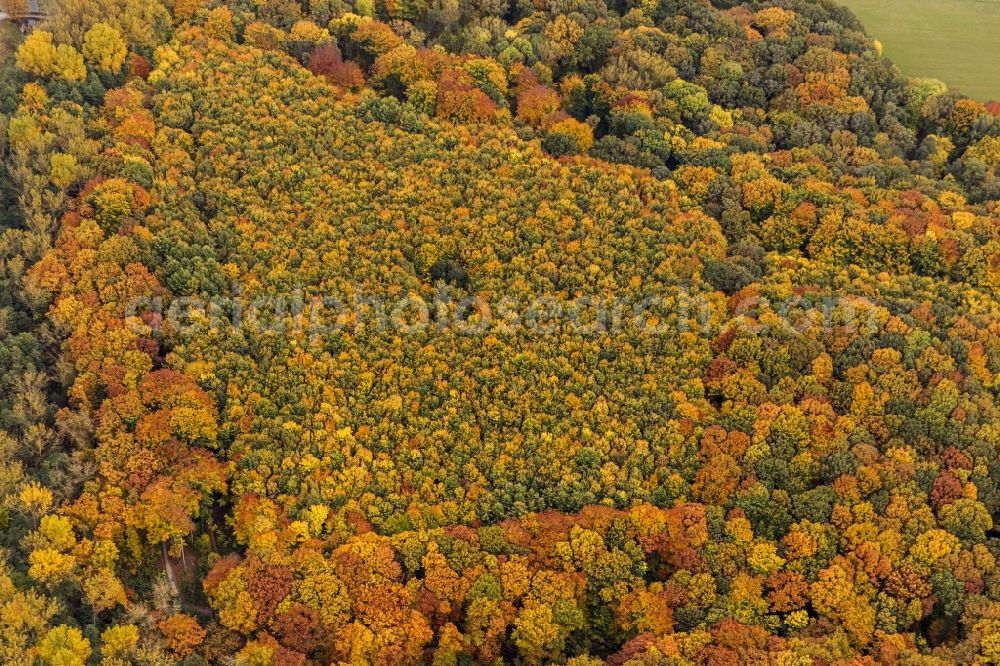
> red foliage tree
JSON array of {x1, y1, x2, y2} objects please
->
[
  {"x1": 274, "y1": 604, "x2": 325, "y2": 654},
  {"x1": 436, "y1": 68, "x2": 497, "y2": 123},
  {"x1": 307, "y1": 43, "x2": 365, "y2": 90}
]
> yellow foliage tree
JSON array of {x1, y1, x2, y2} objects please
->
[
  {"x1": 82, "y1": 569, "x2": 128, "y2": 613},
  {"x1": 83, "y1": 23, "x2": 127, "y2": 74},
  {"x1": 38, "y1": 515, "x2": 76, "y2": 551},
  {"x1": 35, "y1": 625, "x2": 91, "y2": 666},
  {"x1": 53, "y1": 44, "x2": 87, "y2": 81},
  {"x1": 17, "y1": 482, "x2": 53, "y2": 522},
  {"x1": 100, "y1": 624, "x2": 139, "y2": 659},
  {"x1": 546, "y1": 118, "x2": 594, "y2": 154},
  {"x1": 28, "y1": 549, "x2": 76, "y2": 587},
  {"x1": 16, "y1": 31, "x2": 58, "y2": 78},
  {"x1": 49, "y1": 153, "x2": 80, "y2": 190}
]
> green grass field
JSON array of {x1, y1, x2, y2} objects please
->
[{"x1": 839, "y1": 0, "x2": 1000, "y2": 101}]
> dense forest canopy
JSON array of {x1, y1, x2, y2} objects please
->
[{"x1": 0, "y1": 0, "x2": 998, "y2": 663}]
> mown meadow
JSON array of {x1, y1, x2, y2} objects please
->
[{"x1": 840, "y1": 0, "x2": 1000, "y2": 101}]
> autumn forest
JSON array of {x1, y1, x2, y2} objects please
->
[{"x1": 0, "y1": 0, "x2": 999, "y2": 663}]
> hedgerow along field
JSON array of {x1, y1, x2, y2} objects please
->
[{"x1": 839, "y1": 0, "x2": 1000, "y2": 101}]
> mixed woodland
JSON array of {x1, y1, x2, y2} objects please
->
[{"x1": 0, "y1": 0, "x2": 999, "y2": 663}]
